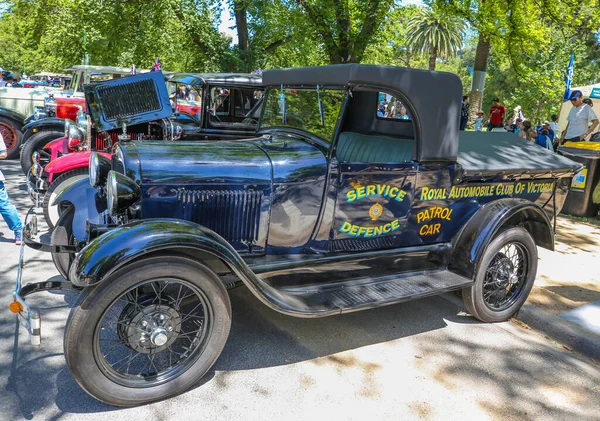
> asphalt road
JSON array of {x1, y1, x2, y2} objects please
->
[{"x1": 1, "y1": 159, "x2": 600, "y2": 421}]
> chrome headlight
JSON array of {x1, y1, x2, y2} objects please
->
[
  {"x1": 89, "y1": 152, "x2": 112, "y2": 188},
  {"x1": 64, "y1": 118, "x2": 76, "y2": 136},
  {"x1": 106, "y1": 170, "x2": 141, "y2": 215},
  {"x1": 67, "y1": 125, "x2": 84, "y2": 149},
  {"x1": 76, "y1": 113, "x2": 88, "y2": 133},
  {"x1": 44, "y1": 95, "x2": 56, "y2": 113},
  {"x1": 33, "y1": 106, "x2": 46, "y2": 121}
]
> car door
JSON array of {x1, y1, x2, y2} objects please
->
[{"x1": 329, "y1": 92, "x2": 419, "y2": 252}]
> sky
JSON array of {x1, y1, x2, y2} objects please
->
[{"x1": 217, "y1": 0, "x2": 424, "y2": 44}]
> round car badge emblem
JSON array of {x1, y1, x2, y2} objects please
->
[{"x1": 369, "y1": 203, "x2": 383, "y2": 221}]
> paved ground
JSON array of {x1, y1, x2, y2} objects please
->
[{"x1": 1, "y1": 159, "x2": 600, "y2": 421}]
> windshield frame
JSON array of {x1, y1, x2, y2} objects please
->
[{"x1": 258, "y1": 85, "x2": 347, "y2": 145}]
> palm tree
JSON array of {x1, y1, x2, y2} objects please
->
[{"x1": 406, "y1": 7, "x2": 466, "y2": 71}]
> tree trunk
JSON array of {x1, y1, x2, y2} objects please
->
[
  {"x1": 428, "y1": 46, "x2": 437, "y2": 71},
  {"x1": 233, "y1": 0, "x2": 250, "y2": 70},
  {"x1": 468, "y1": 34, "x2": 491, "y2": 127}
]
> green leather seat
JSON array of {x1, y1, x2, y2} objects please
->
[{"x1": 336, "y1": 131, "x2": 414, "y2": 164}]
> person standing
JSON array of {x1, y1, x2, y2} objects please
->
[
  {"x1": 460, "y1": 96, "x2": 470, "y2": 130},
  {"x1": 474, "y1": 111, "x2": 484, "y2": 131},
  {"x1": 549, "y1": 114, "x2": 560, "y2": 137},
  {"x1": 560, "y1": 90, "x2": 599, "y2": 144},
  {"x1": 0, "y1": 133, "x2": 23, "y2": 244},
  {"x1": 487, "y1": 97, "x2": 506, "y2": 131}
]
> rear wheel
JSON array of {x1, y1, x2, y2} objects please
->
[
  {"x1": 43, "y1": 168, "x2": 88, "y2": 229},
  {"x1": 64, "y1": 256, "x2": 232, "y2": 406},
  {"x1": 51, "y1": 204, "x2": 77, "y2": 279},
  {"x1": 0, "y1": 117, "x2": 23, "y2": 159},
  {"x1": 462, "y1": 227, "x2": 537, "y2": 322},
  {"x1": 19, "y1": 130, "x2": 63, "y2": 174}
]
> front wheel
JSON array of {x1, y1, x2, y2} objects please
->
[
  {"x1": 19, "y1": 130, "x2": 63, "y2": 174},
  {"x1": 43, "y1": 168, "x2": 88, "y2": 229},
  {"x1": 462, "y1": 227, "x2": 537, "y2": 322},
  {"x1": 51, "y1": 204, "x2": 77, "y2": 279},
  {"x1": 64, "y1": 256, "x2": 232, "y2": 406}
]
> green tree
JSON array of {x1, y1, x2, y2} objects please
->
[
  {"x1": 405, "y1": 6, "x2": 466, "y2": 71},
  {"x1": 442, "y1": 0, "x2": 600, "y2": 125}
]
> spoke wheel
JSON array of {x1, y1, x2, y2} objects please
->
[
  {"x1": 0, "y1": 118, "x2": 23, "y2": 159},
  {"x1": 64, "y1": 256, "x2": 231, "y2": 406},
  {"x1": 462, "y1": 227, "x2": 537, "y2": 323},
  {"x1": 482, "y1": 244, "x2": 528, "y2": 312},
  {"x1": 94, "y1": 278, "x2": 212, "y2": 388}
]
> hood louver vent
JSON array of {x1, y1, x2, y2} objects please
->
[
  {"x1": 97, "y1": 79, "x2": 161, "y2": 120},
  {"x1": 178, "y1": 189, "x2": 263, "y2": 244}
]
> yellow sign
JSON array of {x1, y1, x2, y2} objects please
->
[{"x1": 571, "y1": 168, "x2": 587, "y2": 190}]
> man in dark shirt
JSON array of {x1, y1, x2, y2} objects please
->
[{"x1": 487, "y1": 97, "x2": 506, "y2": 132}]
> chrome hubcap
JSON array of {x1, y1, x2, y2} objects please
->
[
  {"x1": 121, "y1": 304, "x2": 181, "y2": 354},
  {"x1": 151, "y1": 328, "x2": 169, "y2": 346}
]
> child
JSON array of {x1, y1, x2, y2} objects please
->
[{"x1": 475, "y1": 111, "x2": 484, "y2": 131}]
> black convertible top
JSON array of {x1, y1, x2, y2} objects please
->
[
  {"x1": 458, "y1": 132, "x2": 582, "y2": 176},
  {"x1": 262, "y1": 64, "x2": 462, "y2": 161}
]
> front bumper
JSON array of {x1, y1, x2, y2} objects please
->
[{"x1": 12, "y1": 208, "x2": 76, "y2": 347}]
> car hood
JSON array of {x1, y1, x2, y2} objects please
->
[{"x1": 119, "y1": 138, "x2": 272, "y2": 185}]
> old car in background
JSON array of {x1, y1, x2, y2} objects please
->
[
  {"x1": 17, "y1": 65, "x2": 155, "y2": 170},
  {"x1": 26, "y1": 71, "x2": 263, "y2": 229},
  {"x1": 13, "y1": 64, "x2": 580, "y2": 406}
]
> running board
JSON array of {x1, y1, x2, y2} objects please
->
[{"x1": 253, "y1": 270, "x2": 473, "y2": 317}]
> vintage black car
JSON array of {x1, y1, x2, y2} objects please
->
[{"x1": 13, "y1": 64, "x2": 581, "y2": 406}]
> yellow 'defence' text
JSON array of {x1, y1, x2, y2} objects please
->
[{"x1": 339, "y1": 219, "x2": 400, "y2": 238}]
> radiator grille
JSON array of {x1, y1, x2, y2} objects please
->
[
  {"x1": 178, "y1": 189, "x2": 263, "y2": 243},
  {"x1": 94, "y1": 132, "x2": 146, "y2": 150},
  {"x1": 97, "y1": 79, "x2": 161, "y2": 120}
]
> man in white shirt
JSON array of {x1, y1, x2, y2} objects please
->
[
  {"x1": 560, "y1": 90, "x2": 599, "y2": 144},
  {"x1": 0, "y1": 133, "x2": 23, "y2": 244}
]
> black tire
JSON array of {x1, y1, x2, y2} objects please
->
[
  {"x1": 64, "y1": 256, "x2": 232, "y2": 406},
  {"x1": 51, "y1": 204, "x2": 76, "y2": 279},
  {"x1": 19, "y1": 130, "x2": 63, "y2": 174},
  {"x1": 43, "y1": 168, "x2": 88, "y2": 229},
  {"x1": 462, "y1": 227, "x2": 537, "y2": 322},
  {"x1": 0, "y1": 117, "x2": 23, "y2": 159}
]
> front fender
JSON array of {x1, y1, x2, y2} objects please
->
[
  {"x1": 22, "y1": 118, "x2": 65, "y2": 144},
  {"x1": 22, "y1": 117, "x2": 65, "y2": 133},
  {"x1": 0, "y1": 107, "x2": 26, "y2": 126},
  {"x1": 45, "y1": 151, "x2": 110, "y2": 182},
  {"x1": 450, "y1": 198, "x2": 553, "y2": 280},
  {"x1": 43, "y1": 136, "x2": 69, "y2": 162},
  {"x1": 69, "y1": 219, "x2": 317, "y2": 318},
  {"x1": 54, "y1": 177, "x2": 108, "y2": 242}
]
